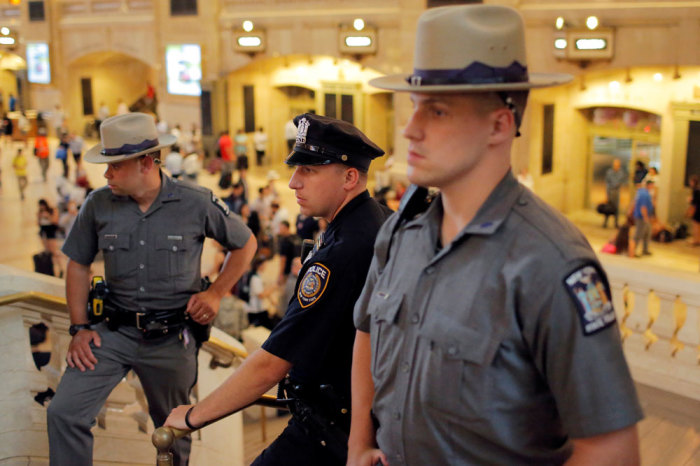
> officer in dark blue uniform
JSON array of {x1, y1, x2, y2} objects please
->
[{"x1": 166, "y1": 113, "x2": 392, "y2": 465}]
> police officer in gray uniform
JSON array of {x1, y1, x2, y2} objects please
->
[
  {"x1": 48, "y1": 113, "x2": 257, "y2": 466},
  {"x1": 349, "y1": 6, "x2": 644, "y2": 466}
]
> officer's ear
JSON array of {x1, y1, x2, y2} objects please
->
[{"x1": 341, "y1": 166, "x2": 361, "y2": 190}]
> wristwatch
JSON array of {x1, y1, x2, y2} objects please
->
[{"x1": 69, "y1": 323, "x2": 92, "y2": 336}]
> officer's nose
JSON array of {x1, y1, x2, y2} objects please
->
[
  {"x1": 289, "y1": 167, "x2": 302, "y2": 190},
  {"x1": 104, "y1": 164, "x2": 113, "y2": 179},
  {"x1": 403, "y1": 109, "x2": 423, "y2": 142}
]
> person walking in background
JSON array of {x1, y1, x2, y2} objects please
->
[
  {"x1": 96, "y1": 101, "x2": 110, "y2": 130},
  {"x1": 12, "y1": 147, "x2": 28, "y2": 200},
  {"x1": 34, "y1": 128, "x2": 50, "y2": 182},
  {"x1": 284, "y1": 118, "x2": 296, "y2": 152},
  {"x1": 604, "y1": 158, "x2": 627, "y2": 228},
  {"x1": 253, "y1": 127, "x2": 268, "y2": 166},
  {"x1": 8, "y1": 92, "x2": 16, "y2": 112},
  {"x1": 37, "y1": 198, "x2": 64, "y2": 277},
  {"x1": 632, "y1": 178, "x2": 655, "y2": 256},
  {"x1": 633, "y1": 160, "x2": 648, "y2": 185},
  {"x1": 688, "y1": 174, "x2": 700, "y2": 246},
  {"x1": 69, "y1": 132, "x2": 84, "y2": 165},
  {"x1": 234, "y1": 128, "x2": 249, "y2": 174},
  {"x1": 56, "y1": 133, "x2": 70, "y2": 179},
  {"x1": 2, "y1": 112, "x2": 13, "y2": 147}
]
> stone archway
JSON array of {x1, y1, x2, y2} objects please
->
[{"x1": 65, "y1": 51, "x2": 156, "y2": 135}]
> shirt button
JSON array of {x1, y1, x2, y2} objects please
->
[
  {"x1": 393, "y1": 411, "x2": 401, "y2": 421},
  {"x1": 401, "y1": 361, "x2": 410, "y2": 373},
  {"x1": 139, "y1": 286, "x2": 145, "y2": 292},
  {"x1": 172, "y1": 246, "x2": 178, "y2": 252},
  {"x1": 108, "y1": 245, "x2": 114, "y2": 251},
  {"x1": 425, "y1": 266, "x2": 435, "y2": 274},
  {"x1": 410, "y1": 313, "x2": 420, "y2": 324},
  {"x1": 139, "y1": 240, "x2": 145, "y2": 246},
  {"x1": 141, "y1": 218, "x2": 146, "y2": 222},
  {"x1": 447, "y1": 345, "x2": 458, "y2": 356},
  {"x1": 139, "y1": 264, "x2": 145, "y2": 269},
  {"x1": 396, "y1": 454, "x2": 403, "y2": 463}
]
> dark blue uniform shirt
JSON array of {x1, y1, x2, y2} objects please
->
[{"x1": 263, "y1": 190, "x2": 392, "y2": 401}]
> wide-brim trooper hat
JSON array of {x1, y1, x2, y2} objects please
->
[
  {"x1": 84, "y1": 113, "x2": 176, "y2": 164},
  {"x1": 370, "y1": 5, "x2": 572, "y2": 93},
  {"x1": 285, "y1": 113, "x2": 384, "y2": 172}
]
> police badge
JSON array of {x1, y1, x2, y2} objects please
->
[
  {"x1": 298, "y1": 262, "x2": 330, "y2": 308},
  {"x1": 296, "y1": 117, "x2": 310, "y2": 145}
]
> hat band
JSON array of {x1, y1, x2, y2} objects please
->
[
  {"x1": 295, "y1": 142, "x2": 343, "y2": 159},
  {"x1": 101, "y1": 138, "x2": 158, "y2": 156},
  {"x1": 407, "y1": 61, "x2": 528, "y2": 87}
]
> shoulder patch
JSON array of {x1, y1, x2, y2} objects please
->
[
  {"x1": 564, "y1": 263, "x2": 616, "y2": 336},
  {"x1": 211, "y1": 193, "x2": 230, "y2": 216},
  {"x1": 298, "y1": 262, "x2": 330, "y2": 308}
]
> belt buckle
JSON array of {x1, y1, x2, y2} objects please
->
[{"x1": 135, "y1": 312, "x2": 147, "y2": 330}]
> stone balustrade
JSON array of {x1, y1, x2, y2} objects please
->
[
  {"x1": 600, "y1": 255, "x2": 700, "y2": 401},
  {"x1": 0, "y1": 264, "x2": 246, "y2": 465}
]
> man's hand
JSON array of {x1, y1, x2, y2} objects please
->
[
  {"x1": 186, "y1": 289, "x2": 221, "y2": 325},
  {"x1": 347, "y1": 448, "x2": 388, "y2": 466},
  {"x1": 164, "y1": 404, "x2": 193, "y2": 431},
  {"x1": 66, "y1": 329, "x2": 101, "y2": 371}
]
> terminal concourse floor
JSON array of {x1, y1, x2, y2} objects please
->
[{"x1": 1, "y1": 136, "x2": 699, "y2": 464}]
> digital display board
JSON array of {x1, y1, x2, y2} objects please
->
[
  {"x1": 27, "y1": 42, "x2": 50, "y2": 84},
  {"x1": 166, "y1": 44, "x2": 202, "y2": 96}
]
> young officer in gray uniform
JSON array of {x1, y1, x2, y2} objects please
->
[
  {"x1": 349, "y1": 6, "x2": 644, "y2": 466},
  {"x1": 165, "y1": 114, "x2": 392, "y2": 465},
  {"x1": 48, "y1": 113, "x2": 257, "y2": 466}
]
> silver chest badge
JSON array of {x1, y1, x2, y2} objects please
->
[{"x1": 296, "y1": 117, "x2": 310, "y2": 144}]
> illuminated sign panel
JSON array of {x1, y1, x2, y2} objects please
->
[
  {"x1": 233, "y1": 31, "x2": 266, "y2": 53},
  {"x1": 166, "y1": 44, "x2": 202, "y2": 96},
  {"x1": 27, "y1": 42, "x2": 50, "y2": 84},
  {"x1": 339, "y1": 28, "x2": 376, "y2": 54},
  {"x1": 566, "y1": 29, "x2": 614, "y2": 59}
]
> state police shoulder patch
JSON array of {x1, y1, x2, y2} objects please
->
[
  {"x1": 564, "y1": 263, "x2": 616, "y2": 336},
  {"x1": 298, "y1": 262, "x2": 330, "y2": 308},
  {"x1": 211, "y1": 193, "x2": 230, "y2": 216}
]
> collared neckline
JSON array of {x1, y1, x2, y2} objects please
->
[
  {"x1": 324, "y1": 190, "x2": 371, "y2": 243},
  {"x1": 416, "y1": 171, "x2": 524, "y2": 254}
]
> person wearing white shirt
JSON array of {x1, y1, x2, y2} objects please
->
[
  {"x1": 164, "y1": 146, "x2": 184, "y2": 179},
  {"x1": 253, "y1": 127, "x2": 268, "y2": 166}
]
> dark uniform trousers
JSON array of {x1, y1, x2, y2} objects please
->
[
  {"x1": 47, "y1": 322, "x2": 197, "y2": 466},
  {"x1": 251, "y1": 417, "x2": 346, "y2": 466}
]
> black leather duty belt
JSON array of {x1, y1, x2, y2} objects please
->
[{"x1": 105, "y1": 305, "x2": 188, "y2": 337}]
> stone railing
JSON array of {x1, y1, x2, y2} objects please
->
[
  {"x1": 600, "y1": 255, "x2": 700, "y2": 401},
  {"x1": 0, "y1": 265, "x2": 246, "y2": 465}
]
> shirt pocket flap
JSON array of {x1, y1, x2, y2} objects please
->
[
  {"x1": 370, "y1": 290, "x2": 402, "y2": 325},
  {"x1": 98, "y1": 234, "x2": 130, "y2": 251},
  {"x1": 420, "y1": 317, "x2": 496, "y2": 366},
  {"x1": 155, "y1": 235, "x2": 189, "y2": 252}
]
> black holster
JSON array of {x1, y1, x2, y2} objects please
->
[{"x1": 280, "y1": 378, "x2": 350, "y2": 461}]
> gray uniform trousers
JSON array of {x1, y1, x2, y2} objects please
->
[{"x1": 47, "y1": 322, "x2": 198, "y2": 466}]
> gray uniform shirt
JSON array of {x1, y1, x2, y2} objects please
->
[
  {"x1": 63, "y1": 173, "x2": 251, "y2": 311},
  {"x1": 354, "y1": 172, "x2": 643, "y2": 465}
]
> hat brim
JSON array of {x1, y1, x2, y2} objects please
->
[
  {"x1": 369, "y1": 72, "x2": 573, "y2": 92},
  {"x1": 84, "y1": 134, "x2": 177, "y2": 164},
  {"x1": 284, "y1": 149, "x2": 334, "y2": 167}
]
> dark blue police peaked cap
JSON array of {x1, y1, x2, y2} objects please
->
[{"x1": 285, "y1": 113, "x2": 385, "y2": 172}]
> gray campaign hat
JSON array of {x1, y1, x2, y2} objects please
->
[
  {"x1": 84, "y1": 113, "x2": 176, "y2": 164},
  {"x1": 285, "y1": 113, "x2": 384, "y2": 172},
  {"x1": 370, "y1": 5, "x2": 572, "y2": 93}
]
